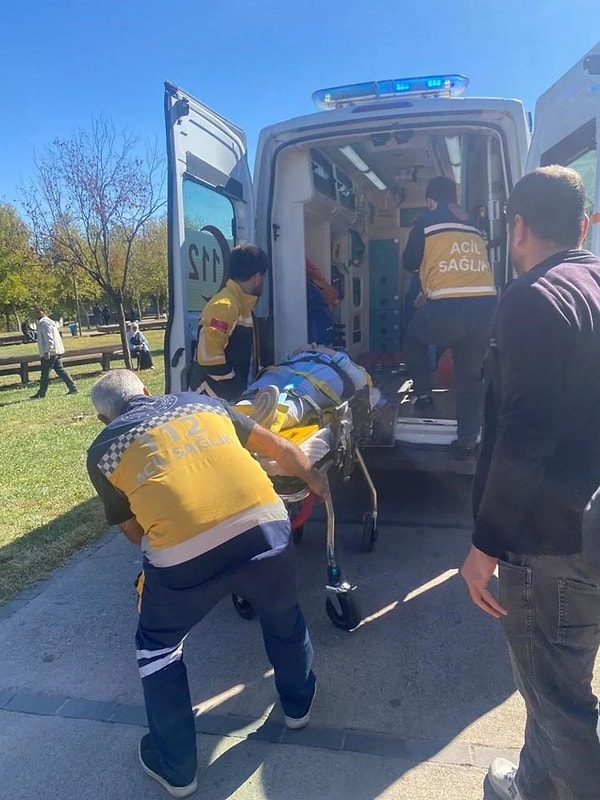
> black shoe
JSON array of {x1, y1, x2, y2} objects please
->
[
  {"x1": 138, "y1": 734, "x2": 198, "y2": 798},
  {"x1": 413, "y1": 394, "x2": 434, "y2": 414},
  {"x1": 30, "y1": 393, "x2": 44, "y2": 400},
  {"x1": 449, "y1": 440, "x2": 478, "y2": 460},
  {"x1": 67, "y1": 388, "x2": 78, "y2": 395}
]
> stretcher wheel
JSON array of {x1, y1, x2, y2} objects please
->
[
  {"x1": 232, "y1": 594, "x2": 256, "y2": 621},
  {"x1": 325, "y1": 593, "x2": 362, "y2": 631},
  {"x1": 361, "y1": 511, "x2": 378, "y2": 553}
]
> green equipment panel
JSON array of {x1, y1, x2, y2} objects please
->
[{"x1": 369, "y1": 240, "x2": 402, "y2": 352}]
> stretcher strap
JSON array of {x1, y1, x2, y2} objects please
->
[
  {"x1": 277, "y1": 353, "x2": 357, "y2": 398},
  {"x1": 290, "y1": 494, "x2": 315, "y2": 530},
  {"x1": 282, "y1": 369, "x2": 343, "y2": 407}
]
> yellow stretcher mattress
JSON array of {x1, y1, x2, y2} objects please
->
[{"x1": 232, "y1": 402, "x2": 322, "y2": 445}]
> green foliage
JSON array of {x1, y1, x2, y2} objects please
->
[
  {"x1": 127, "y1": 216, "x2": 168, "y2": 314},
  {"x1": 21, "y1": 118, "x2": 166, "y2": 365},
  {"x1": 0, "y1": 329, "x2": 165, "y2": 603},
  {"x1": 0, "y1": 203, "x2": 63, "y2": 326}
]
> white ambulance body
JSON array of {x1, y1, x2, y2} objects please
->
[{"x1": 164, "y1": 42, "x2": 600, "y2": 472}]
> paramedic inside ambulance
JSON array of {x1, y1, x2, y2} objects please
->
[
  {"x1": 195, "y1": 244, "x2": 267, "y2": 402},
  {"x1": 402, "y1": 176, "x2": 496, "y2": 459}
]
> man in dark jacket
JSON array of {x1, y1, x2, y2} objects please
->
[
  {"x1": 403, "y1": 177, "x2": 497, "y2": 458},
  {"x1": 460, "y1": 166, "x2": 600, "y2": 800}
]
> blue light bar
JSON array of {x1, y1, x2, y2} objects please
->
[{"x1": 312, "y1": 74, "x2": 470, "y2": 110}]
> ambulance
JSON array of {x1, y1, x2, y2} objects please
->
[{"x1": 164, "y1": 41, "x2": 600, "y2": 473}]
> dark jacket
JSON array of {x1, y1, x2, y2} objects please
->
[{"x1": 472, "y1": 250, "x2": 600, "y2": 558}]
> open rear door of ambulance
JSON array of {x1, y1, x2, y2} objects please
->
[
  {"x1": 526, "y1": 41, "x2": 600, "y2": 254},
  {"x1": 163, "y1": 82, "x2": 255, "y2": 392}
]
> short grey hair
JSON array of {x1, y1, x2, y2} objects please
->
[{"x1": 91, "y1": 369, "x2": 146, "y2": 421}]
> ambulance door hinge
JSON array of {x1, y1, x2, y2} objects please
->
[
  {"x1": 272, "y1": 223, "x2": 281, "y2": 242},
  {"x1": 173, "y1": 97, "x2": 190, "y2": 124}
]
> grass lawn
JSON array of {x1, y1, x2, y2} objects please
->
[{"x1": 0, "y1": 328, "x2": 166, "y2": 604}]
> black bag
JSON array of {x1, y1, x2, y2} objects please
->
[{"x1": 138, "y1": 349, "x2": 154, "y2": 370}]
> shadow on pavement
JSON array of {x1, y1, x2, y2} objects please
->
[{"x1": 179, "y1": 470, "x2": 517, "y2": 799}]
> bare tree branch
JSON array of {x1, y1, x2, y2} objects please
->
[{"x1": 21, "y1": 116, "x2": 166, "y2": 370}]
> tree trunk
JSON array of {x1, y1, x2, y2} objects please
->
[
  {"x1": 71, "y1": 267, "x2": 83, "y2": 335},
  {"x1": 136, "y1": 298, "x2": 143, "y2": 322},
  {"x1": 114, "y1": 294, "x2": 134, "y2": 371}
]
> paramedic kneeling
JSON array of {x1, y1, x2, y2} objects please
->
[
  {"x1": 403, "y1": 176, "x2": 496, "y2": 458},
  {"x1": 461, "y1": 167, "x2": 600, "y2": 800},
  {"x1": 87, "y1": 369, "x2": 327, "y2": 798},
  {"x1": 195, "y1": 244, "x2": 267, "y2": 402}
]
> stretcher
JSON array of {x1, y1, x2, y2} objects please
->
[{"x1": 231, "y1": 387, "x2": 379, "y2": 632}]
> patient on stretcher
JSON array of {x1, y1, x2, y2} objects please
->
[
  {"x1": 237, "y1": 345, "x2": 377, "y2": 429},
  {"x1": 234, "y1": 346, "x2": 378, "y2": 480}
]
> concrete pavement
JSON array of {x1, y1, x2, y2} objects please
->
[{"x1": 0, "y1": 470, "x2": 558, "y2": 799}]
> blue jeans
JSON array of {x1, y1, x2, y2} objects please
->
[
  {"x1": 135, "y1": 524, "x2": 315, "y2": 787},
  {"x1": 499, "y1": 553, "x2": 600, "y2": 799}
]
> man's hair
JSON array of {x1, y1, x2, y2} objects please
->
[
  {"x1": 34, "y1": 306, "x2": 46, "y2": 315},
  {"x1": 91, "y1": 369, "x2": 145, "y2": 421},
  {"x1": 425, "y1": 176, "x2": 457, "y2": 204},
  {"x1": 506, "y1": 165, "x2": 586, "y2": 248},
  {"x1": 229, "y1": 244, "x2": 269, "y2": 282}
]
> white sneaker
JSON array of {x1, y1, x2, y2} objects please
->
[
  {"x1": 249, "y1": 385, "x2": 280, "y2": 428},
  {"x1": 487, "y1": 758, "x2": 524, "y2": 800},
  {"x1": 284, "y1": 686, "x2": 316, "y2": 730}
]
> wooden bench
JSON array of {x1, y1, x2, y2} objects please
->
[
  {"x1": 0, "y1": 344, "x2": 125, "y2": 385},
  {"x1": 0, "y1": 333, "x2": 29, "y2": 348},
  {"x1": 95, "y1": 319, "x2": 167, "y2": 334}
]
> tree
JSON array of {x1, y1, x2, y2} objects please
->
[
  {"x1": 22, "y1": 117, "x2": 165, "y2": 369},
  {"x1": 127, "y1": 216, "x2": 168, "y2": 319},
  {"x1": 0, "y1": 203, "x2": 60, "y2": 330},
  {"x1": 47, "y1": 236, "x2": 103, "y2": 331}
]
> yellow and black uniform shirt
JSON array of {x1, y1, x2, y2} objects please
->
[
  {"x1": 196, "y1": 279, "x2": 258, "y2": 401},
  {"x1": 403, "y1": 202, "x2": 496, "y2": 301},
  {"x1": 87, "y1": 393, "x2": 288, "y2": 569}
]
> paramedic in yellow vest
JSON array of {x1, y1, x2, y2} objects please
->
[
  {"x1": 402, "y1": 176, "x2": 496, "y2": 459},
  {"x1": 195, "y1": 244, "x2": 267, "y2": 402},
  {"x1": 87, "y1": 369, "x2": 327, "y2": 797}
]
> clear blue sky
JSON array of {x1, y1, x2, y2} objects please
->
[{"x1": 1, "y1": 0, "x2": 599, "y2": 206}]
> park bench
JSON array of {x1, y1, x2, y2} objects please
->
[
  {"x1": 0, "y1": 344, "x2": 125, "y2": 385},
  {"x1": 0, "y1": 333, "x2": 29, "y2": 348},
  {"x1": 95, "y1": 319, "x2": 166, "y2": 334}
]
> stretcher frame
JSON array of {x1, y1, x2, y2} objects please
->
[{"x1": 232, "y1": 387, "x2": 379, "y2": 631}]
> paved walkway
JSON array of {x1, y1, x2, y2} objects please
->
[{"x1": 0, "y1": 476, "x2": 561, "y2": 799}]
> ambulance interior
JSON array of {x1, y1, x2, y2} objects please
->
[{"x1": 270, "y1": 127, "x2": 509, "y2": 439}]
